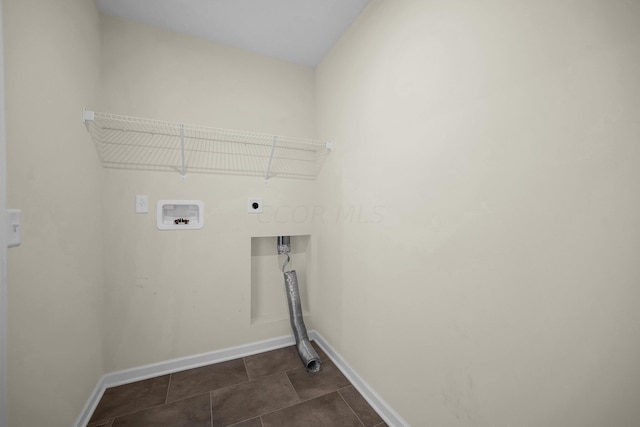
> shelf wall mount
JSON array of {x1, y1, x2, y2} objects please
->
[{"x1": 82, "y1": 108, "x2": 332, "y2": 180}]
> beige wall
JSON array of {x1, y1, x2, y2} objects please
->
[
  {"x1": 5, "y1": 1, "x2": 640, "y2": 426},
  {"x1": 315, "y1": 1, "x2": 640, "y2": 426},
  {"x1": 99, "y1": 14, "x2": 316, "y2": 136},
  {"x1": 4, "y1": 8, "x2": 321, "y2": 425},
  {"x1": 3, "y1": 0, "x2": 104, "y2": 426},
  {"x1": 98, "y1": 15, "x2": 320, "y2": 372}
]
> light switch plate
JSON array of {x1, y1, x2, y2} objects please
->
[{"x1": 136, "y1": 195, "x2": 149, "y2": 213}]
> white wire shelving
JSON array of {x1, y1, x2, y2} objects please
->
[{"x1": 82, "y1": 109, "x2": 332, "y2": 180}]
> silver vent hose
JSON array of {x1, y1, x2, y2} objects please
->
[{"x1": 277, "y1": 236, "x2": 322, "y2": 373}]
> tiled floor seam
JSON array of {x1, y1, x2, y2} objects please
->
[
  {"x1": 284, "y1": 363, "x2": 349, "y2": 404},
  {"x1": 282, "y1": 368, "x2": 305, "y2": 402},
  {"x1": 88, "y1": 418, "x2": 114, "y2": 427},
  {"x1": 283, "y1": 366, "x2": 341, "y2": 404},
  {"x1": 221, "y1": 400, "x2": 294, "y2": 427},
  {"x1": 204, "y1": 372, "x2": 257, "y2": 396},
  {"x1": 251, "y1": 392, "x2": 311, "y2": 422},
  {"x1": 209, "y1": 392, "x2": 214, "y2": 427},
  {"x1": 92, "y1": 402, "x2": 163, "y2": 426},
  {"x1": 209, "y1": 372, "x2": 302, "y2": 426},
  {"x1": 106, "y1": 390, "x2": 212, "y2": 423},
  {"x1": 226, "y1": 417, "x2": 261, "y2": 427},
  {"x1": 241, "y1": 355, "x2": 252, "y2": 381},
  {"x1": 258, "y1": 391, "x2": 368, "y2": 427},
  {"x1": 291, "y1": 389, "x2": 338, "y2": 404},
  {"x1": 164, "y1": 373, "x2": 173, "y2": 404},
  {"x1": 254, "y1": 389, "x2": 342, "y2": 421},
  {"x1": 337, "y1": 387, "x2": 366, "y2": 427}
]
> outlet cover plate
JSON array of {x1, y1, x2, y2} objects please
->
[{"x1": 135, "y1": 195, "x2": 149, "y2": 213}]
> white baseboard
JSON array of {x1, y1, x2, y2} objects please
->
[
  {"x1": 75, "y1": 332, "x2": 407, "y2": 427},
  {"x1": 310, "y1": 331, "x2": 409, "y2": 427},
  {"x1": 74, "y1": 335, "x2": 295, "y2": 427}
]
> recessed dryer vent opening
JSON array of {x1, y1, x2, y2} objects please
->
[
  {"x1": 250, "y1": 235, "x2": 312, "y2": 325},
  {"x1": 278, "y1": 236, "x2": 322, "y2": 373}
]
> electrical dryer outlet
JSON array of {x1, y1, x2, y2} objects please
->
[{"x1": 248, "y1": 198, "x2": 263, "y2": 213}]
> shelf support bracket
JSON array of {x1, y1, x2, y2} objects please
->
[
  {"x1": 82, "y1": 108, "x2": 95, "y2": 133},
  {"x1": 325, "y1": 140, "x2": 334, "y2": 152},
  {"x1": 264, "y1": 136, "x2": 277, "y2": 181},
  {"x1": 82, "y1": 108, "x2": 95, "y2": 123}
]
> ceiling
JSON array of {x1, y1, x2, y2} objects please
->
[{"x1": 95, "y1": 0, "x2": 371, "y2": 67}]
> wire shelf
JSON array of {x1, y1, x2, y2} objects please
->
[{"x1": 83, "y1": 110, "x2": 332, "y2": 180}]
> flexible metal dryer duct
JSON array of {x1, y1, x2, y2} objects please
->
[{"x1": 278, "y1": 236, "x2": 322, "y2": 373}]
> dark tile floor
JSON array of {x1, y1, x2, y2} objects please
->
[{"x1": 88, "y1": 342, "x2": 388, "y2": 427}]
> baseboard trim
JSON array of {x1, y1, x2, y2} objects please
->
[
  {"x1": 310, "y1": 331, "x2": 409, "y2": 427},
  {"x1": 75, "y1": 332, "x2": 407, "y2": 427},
  {"x1": 74, "y1": 335, "x2": 294, "y2": 427}
]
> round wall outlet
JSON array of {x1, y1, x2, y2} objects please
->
[{"x1": 248, "y1": 198, "x2": 263, "y2": 213}]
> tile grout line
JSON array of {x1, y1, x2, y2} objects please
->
[
  {"x1": 258, "y1": 390, "x2": 366, "y2": 426},
  {"x1": 292, "y1": 360, "x2": 354, "y2": 404},
  {"x1": 210, "y1": 371, "x2": 300, "y2": 425},
  {"x1": 105, "y1": 389, "x2": 211, "y2": 423},
  {"x1": 290, "y1": 390, "x2": 338, "y2": 405},
  {"x1": 209, "y1": 392, "x2": 214, "y2": 427},
  {"x1": 282, "y1": 364, "x2": 331, "y2": 405},
  {"x1": 241, "y1": 356, "x2": 250, "y2": 381},
  {"x1": 338, "y1": 387, "x2": 366, "y2": 427},
  {"x1": 311, "y1": 334, "x2": 403, "y2": 426},
  {"x1": 282, "y1": 360, "x2": 352, "y2": 405},
  {"x1": 338, "y1": 384, "x2": 387, "y2": 426},
  {"x1": 96, "y1": 406, "x2": 153, "y2": 424},
  {"x1": 282, "y1": 368, "x2": 303, "y2": 404},
  {"x1": 226, "y1": 417, "x2": 263, "y2": 427},
  {"x1": 253, "y1": 371, "x2": 305, "y2": 421},
  {"x1": 164, "y1": 373, "x2": 173, "y2": 404},
  {"x1": 208, "y1": 369, "x2": 275, "y2": 398},
  {"x1": 91, "y1": 391, "x2": 174, "y2": 425}
]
